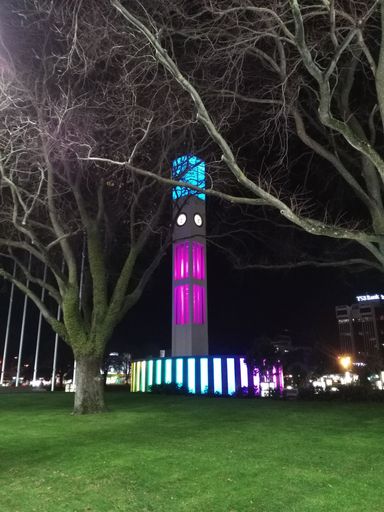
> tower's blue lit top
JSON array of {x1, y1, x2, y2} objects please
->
[{"x1": 172, "y1": 155, "x2": 205, "y2": 201}]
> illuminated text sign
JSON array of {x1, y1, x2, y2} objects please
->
[{"x1": 356, "y1": 294, "x2": 384, "y2": 302}]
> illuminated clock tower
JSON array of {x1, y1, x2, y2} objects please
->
[{"x1": 172, "y1": 155, "x2": 208, "y2": 357}]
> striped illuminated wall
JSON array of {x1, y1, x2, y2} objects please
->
[{"x1": 131, "y1": 356, "x2": 284, "y2": 396}]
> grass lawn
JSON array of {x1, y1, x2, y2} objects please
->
[{"x1": 0, "y1": 392, "x2": 384, "y2": 512}]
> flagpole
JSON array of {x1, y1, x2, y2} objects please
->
[
  {"x1": 32, "y1": 263, "x2": 47, "y2": 384},
  {"x1": 50, "y1": 302, "x2": 61, "y2": 392},
  {"x1": 15, "y1": 254, "x2": 32, "y2": 387},
  {"x1": 0, "y1": 261, "x2": 16, "y2": 386},
  {"x1": 51, "y1": 259, "x2": 64, "y2": 391}
]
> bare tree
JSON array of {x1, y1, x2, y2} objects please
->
[
  {"x1": 107, "y1": 0, "x2": 384, "y2": 275},
  {"x1": 0, "y1": 0, "x2": 200, "y2": 413}
]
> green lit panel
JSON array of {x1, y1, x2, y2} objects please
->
[
  {"x1": 131, "y1": 363, "x2": 136, "y2": 392},
  {"x1": 136, "y1": 361, "x2": 141, "y2": 392},
  {"x1": 156, "y1": 359, "x2": 162, "y2": 385},
  {"x1": 147, "y1": 360, "x2": 153, "y2": 390},
  {"x1": 130, "y1": 363, "x2": 135, "y2": 392},
  {"x1": 140, "y1": 361, "x2": 146, "y2": 392}
]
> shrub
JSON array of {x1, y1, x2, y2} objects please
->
[
  {"x1": 338, "y1": 385, "x2": 384, "y2": 402},
  {"x1": 297, "y1": 387, "x2": 316, "y2": 401},
  {"x1": 298, "y1": 384, "x2": 384, "y2": 402},
  {"x1": 233, "y1": 386, "x2": 251, "y2": 398},
  {"x1": 270, "y1": 388, "x2": 282, "y2": 400},
  {"x1": 149, "y1": 383, "x2": 190, "y2": 395}
]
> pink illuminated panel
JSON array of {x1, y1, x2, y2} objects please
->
[
  {"x1": 240, "y1": 358, "x2": 248, "y2": 388},
  {"x1": 192, "y1": 242, "x2": 205, "y2": 280},
  {"x1": 174, "y1": 242, "x2": 189, "y2": 280},
  {"x1": 193, "y1": 285, "x2": 206, "y2": 324},
  {"x1": 175, "y1": 285, "x2": 190, "y2": 324}
]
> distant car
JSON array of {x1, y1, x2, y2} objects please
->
[{"x1": 283, "y1": 387, "x2": 299, "y2": 399}]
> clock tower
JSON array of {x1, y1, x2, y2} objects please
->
[{"x1": 171, "y1": 155, "x2": 208, "y2": 357}]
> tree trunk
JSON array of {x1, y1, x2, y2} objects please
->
[{"x1": 73, "y1": 354, "x2": 105, "y2": 414}]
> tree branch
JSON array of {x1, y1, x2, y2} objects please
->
[
  {"x1": 234, "y1": 258, "x2": 383, "y2": 272},
  {"x1": 0, "y1": 266, "x2": 68, "y2": 340},
  {"x1": 82, "y1": 155, "x2": 267, "y2": 206},
  {"x1": 112, "y1": 2, "x2": 384, "y2": 247}
]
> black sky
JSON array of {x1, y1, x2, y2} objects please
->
[
  {"x1": 111, "y1": 245, "x2": 384, "y2": 359},
  {"x1": 0, "y1": 1, "x2": 383, "y2": 377},
  {"x1": 1, "y1": 244, "x2": 384, "y2": 370}
]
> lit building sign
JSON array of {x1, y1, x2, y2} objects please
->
[{"x1": 356, "y1": 294, "x2": 384, "y2": 302}]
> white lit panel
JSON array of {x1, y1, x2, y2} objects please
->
[
  {"x1": 200, "y1": 357, "x2": 208, "y2": 394},
  {"x1": 213, "y1": 358, "x2": 222, "y2": 394}
]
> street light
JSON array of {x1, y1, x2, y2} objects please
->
[
  {"x1": 338, "y1": 355, "x2": 352, "y2": 384},
  {"x1": 339, "y1": 355, "x2": 352, "y2": 371}
]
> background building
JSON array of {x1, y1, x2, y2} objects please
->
[{"x1": 336, "y1": 294, "x2": 384, "y2": 361}]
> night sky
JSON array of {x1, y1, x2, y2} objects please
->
[
  {"x1": 0, "y1": 2, "x2": 382, "y2": 375},
  {"x1": 1, "y1": 237, "x2": 384, "y2": 371},
  {"x1": 113, "y1": 245, "x2": 384, "y2": 359}
]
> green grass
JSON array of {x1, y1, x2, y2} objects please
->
[{"x1": 0, "y1": 393, "x2": 384, "y2": 512}]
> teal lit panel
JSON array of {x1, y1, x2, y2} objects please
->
[
  {"x1": 213, "y1": 358, "x2": 222, "y2": 394},
  {"x1": 156, "y1": 359, "x2": 162, "y2": 385},
  {"x1": 165, "y1": 359, "x2": 172, "y2": 384},
  {"x1": 227, "y1": 358, "x2": 236, "y2": 395},
  {"x1": 172, "y1": 155, "x2": 205, "y2": 201},
  {"x1": 147, "y1": 360, "x2": 153, "y2": 390},
  {"x1": 188, "y1": 358, "x2": 196, "y2": 393},
  {"x1": 176, "y1": 358, "x2": 183, "y2": 386},
  {"x1": 200, "y1": 357, "x2": 208, "y2": 394},
  {"x1": 140, "y1": 361, "x2": 146, "y2": 392}
]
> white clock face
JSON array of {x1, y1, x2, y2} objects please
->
[
  {"x1": 176, "y1": 213, "x2": 187, "y2": 226},
  {"x1": 194, "y1": 213, "x2": 203, "y2": 227}
]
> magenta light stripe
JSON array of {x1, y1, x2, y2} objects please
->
[
  {"x1": 253, "y1": 370, "x2": 260, "y2": 392},
  {"x1": 174, "y1": 242, "x2": 189, "y2": 280},
  {"x1": 272, "y1": 366, "x2": 277, "y2": 389},
  {"x1": 193, "y1": 285, "x2": 205, "y2": 324},
  {"x1": 240, "y1": 358, "x2": 248, "y2": 388},
  {"x1": 175, "y1": 285, "x2": 190, "y2": 324},
  {"x1": 278, "y1": 365, "x2": 284, "y2": 391},
  {"x1": 192, "y1": 242, "x2": 205, "y2": 279}
]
